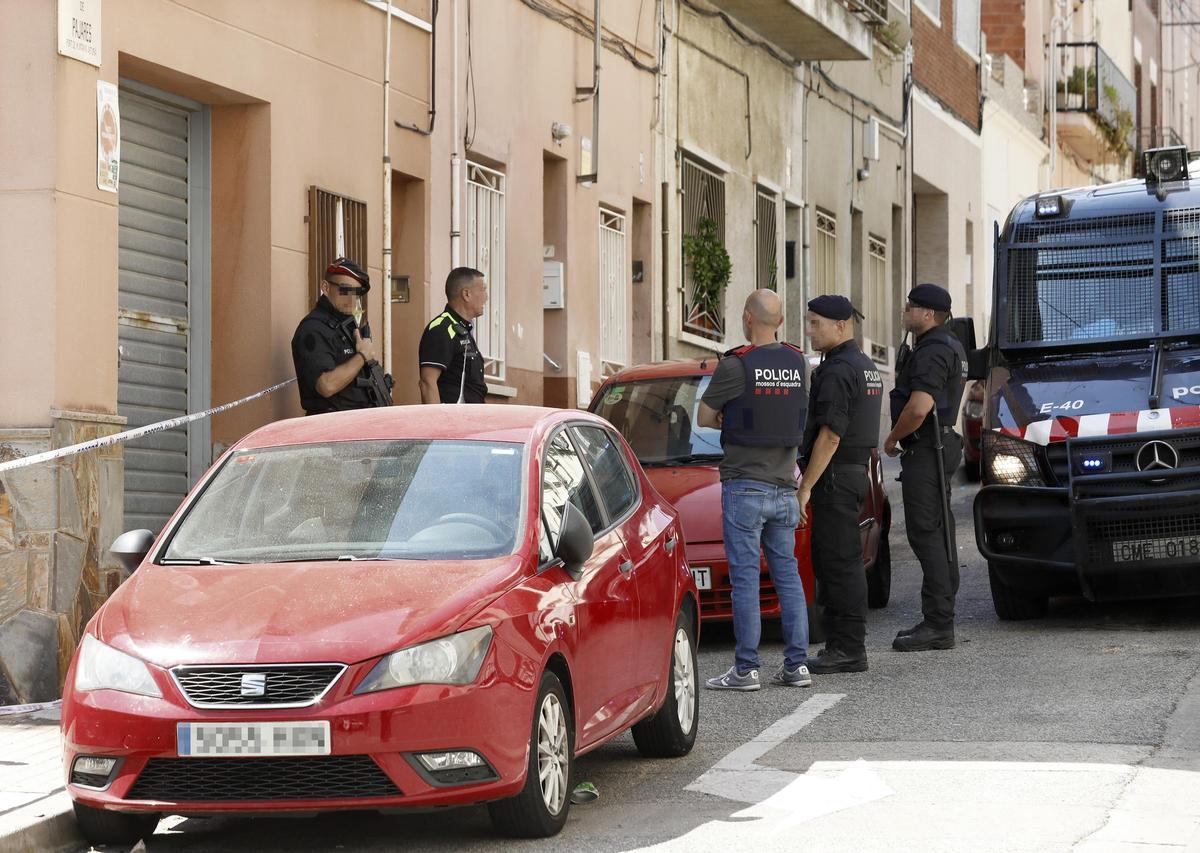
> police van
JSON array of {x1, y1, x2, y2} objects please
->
[{"x1": 972, "y1": 146, "x2": 1200, "y2": 619}]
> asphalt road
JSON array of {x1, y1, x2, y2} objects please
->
[{"x1": 81, "y1": 457, "x2": 1200, "y2": 852}]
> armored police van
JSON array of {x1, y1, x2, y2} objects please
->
[{"x1": 973, "y1": 146, "x2": 1200, "y2": 619}]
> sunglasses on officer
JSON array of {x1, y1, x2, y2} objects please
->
[{"x1": 325, "y1": 280, "x2": 369, "y2": 296}]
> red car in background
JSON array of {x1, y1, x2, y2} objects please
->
[
  {"x1": 962, "y1": 380, "x2": 985, "y2": 481},
  {"x1": 61, "y1": 406, "x2": 698, "y2": 844},
  {"x1": 590, "y1": 359, "x2": 892, "y2": 642}
]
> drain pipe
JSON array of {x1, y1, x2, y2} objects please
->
[
  {"x1": 451, "y1": 0, "x2": 462, "y2": 267},
  {"x1": 577, "y1": 0, "x2": 601, "y2": 183},
  {"x1": 801, "y1": 62, "x2": 813, "y2": 352},
  {"x1": 382, "y1": 0, "x2": 394, "y2": 371}
]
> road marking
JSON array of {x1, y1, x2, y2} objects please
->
[{"x1": 686, "y1": 692, "x2": 846, "y2": 804}]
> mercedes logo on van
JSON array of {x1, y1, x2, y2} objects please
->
[{"x1": 1135, "y1": 440, "x2": 1180, "y2": 472}]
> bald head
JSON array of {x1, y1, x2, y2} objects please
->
[{"x1": 741, "y1": 289, "x2": 784, "y2": 345}]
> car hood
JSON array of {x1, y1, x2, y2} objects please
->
[
  {"x1": 644, "y1": 466, "x2": 723, "y2": 544},
  {"x1": 990, "y1": 346, "x2": 1200, "y2": 433},
  {"x1": 96, "y1": 557, "x2": 527, "y2": 667}
]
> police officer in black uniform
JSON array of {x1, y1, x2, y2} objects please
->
[
  {"x1": 884, "y1": 283, "x2": 967, "y2": 652},
  {"x1": 290, "y1": 258, "x2": 382, "y2": 416},
  {"x1": 418, "y1": 267, "x2": 489, "y2": 404},
  {"x1": 798, "y1": 295, "x2": 884, "y2": 674}
]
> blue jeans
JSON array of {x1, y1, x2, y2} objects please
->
[{"x1": 721, "y1": 479, "x2": 808, "y2": 672}]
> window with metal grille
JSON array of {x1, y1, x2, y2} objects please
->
[
  {"x1": 599, "y1": 208, "x2": 628, "y2": 374},
  {"x1": 755, "y1": 188, "x2": 779, "y2": 291},
  {"x1": 815, "y1": 209, "x2": 838, "y2": 298},
  {"x1": 680, "y1": 153, "x2": 727, "y2": 339},
  {"x1": 465, "y1": 162, "x2": 506, "y2": 380},
  {"x1": 866, "y1": 235, "x2": 888, "y2": 349},
  {"x1": 308, "y1": 187, "x2": 368, "y2": 304}
]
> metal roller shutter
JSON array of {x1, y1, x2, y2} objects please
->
[{"x1": 117, "y1": 88, "x2": 195, "y2": 533}]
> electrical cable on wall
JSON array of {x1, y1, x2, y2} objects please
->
[{"x1": 517, "y1": 0, "x2": 660, "y2": 73}]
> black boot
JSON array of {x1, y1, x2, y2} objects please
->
[
  {"x1": 894, "y1": 621, "x2": 927, "y2": 639},
  {"x1": 808, "y1": 646, "x2": 868, "y2": 673},
  {"x1": 892, "y1": 623, "x2": 955, "y2": 652}
]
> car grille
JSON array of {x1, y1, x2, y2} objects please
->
[
  {"x1": 1043, "y1": 433, "x2": 1200, "y2": 487},
  {"x1": 1086, "y1": 506, "x2": 1200, "y2": 566},
  {"x1": 171, "y1": 664, "x2": 345, "y2": 708},
  {"x1": 126, "y1": 756, "x2": 401, "y2": 802}
]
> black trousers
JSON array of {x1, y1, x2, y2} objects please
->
[
  {"x1": 900, "y1": 432, "x2": 964, "y2": 630},
  {"x1": 811, "y1": 464, "x2": 869, "y2": 657}
]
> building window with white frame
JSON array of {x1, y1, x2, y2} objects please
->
[
  {"x1": 755, "y1": 187, "x2": 779, "y2": 291},
  {"x1": 814, "y1": 209, "x2": 838, "y2": 298},
  {"x1": 914, "y1": 0, "x2": 939, "y2": 23},
  {"x1": 598, "y1": 207, "x2": 628, "y2": 375},
  {"x1": 680, "y1": 152, "x2": 727, "y2": 340},
  {"x1": 955, "y1": 0, "x2": 980, "y2": 56},
  {"x1": 464, "y1": 161, "x2": 506, "y2": 381},
  {"x1": 866, "y1": 235, "x2": 889, "y2": 362}
]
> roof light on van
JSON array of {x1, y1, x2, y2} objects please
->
[
  {"x1": 1144, "y1": 146, "x2": 1189, "y2": 184},
  {"x1": 1034, "y1": 195, "x2": 1063, "y2": 218}
]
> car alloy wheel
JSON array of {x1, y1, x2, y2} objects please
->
[
  {"x1": 537, "y1": 691, "x2": 569, "y2": 815},
  {"x1": 673, "y1": 627, "x2": 696, "y2": 735}
]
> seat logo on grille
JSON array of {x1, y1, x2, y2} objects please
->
[
  {"x1": 1136, "y1": 440, "x2": 1180, "y2": 472},
  {"x1": 240, "y1": 672, "x2": 267, "y2": 697}
]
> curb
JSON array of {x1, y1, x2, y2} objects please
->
[{"x1": 0, "y1": 793, "x2": 82, "y2": 853}]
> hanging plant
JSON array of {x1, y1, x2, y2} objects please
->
[
  {"x1": 682, "y1": 217, "x2": 732, "y2": 326},
  {"x1": 1092, "y1": 84, "x2": 1134, "y2": 159}
]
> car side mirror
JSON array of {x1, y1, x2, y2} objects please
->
[
  {"x1": 554, "y1": 502, "x2": 595, "y2": 577},
  {"x1": 110, "y1": 529, "x2": 156, "y2": 573},
  {"x1": 967, "y1": 347, "x2": 989, "y2": 381}
]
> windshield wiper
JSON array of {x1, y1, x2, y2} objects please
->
[
  {"x1": 160, "y1": 557, "x2": 244, "y2": 565},
  {"x1": 642, "y1": 452, "x2": 724, "y2": 467}
]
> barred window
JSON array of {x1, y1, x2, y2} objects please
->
[
  {"x1": 815, "y1": 209, "x2": 838, "y2": 298},
  {"x1": 599, "y1": 208, "x2": 628, "y2": 374},
  {"x1": 680, "y1": 153, "x2": 727, "y2": 340},
  {"x1": 755, "y1": 187, "x2": 779, "y2": 291},
  {"x1": 308, "y1": 187, "x2": 367, "y2": 304},
  {"x1": 866, "y1": 235, "x2": 888, "y2": 353},
  {"x1": 465, "y1": 161, "x2": 506, "y2": 380}
]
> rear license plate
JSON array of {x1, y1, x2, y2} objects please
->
[
  {"x1": 1111, "y1": 536, "x2": 1200, "y2": 564},
  {"x1": 690, "y1": 566, "x2": 712, "y2": 590},
  {"x1": 177, "y1": 721, "x2": 330, "y2": 757}
]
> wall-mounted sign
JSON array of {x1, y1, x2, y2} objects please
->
[
  {"x1": 96, "y1": 81, "x2": 119, "y2": 193},
  {"x1": 59, "y1": 0, "x2": 101, "y2": 67}
]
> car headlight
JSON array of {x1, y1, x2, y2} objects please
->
[
  {"x1": 355, "y1": 626, "x2": 492, "y2": 694},
  {"x1": 982, "y1": 431, "x2": 1044, "y2": 486},
  {"x1": 74, "y1": 635, "x2": 162, "y2": 698}
]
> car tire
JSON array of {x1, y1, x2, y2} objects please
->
[
  {"x1": 988, "y1": 562, "x2": 1049, "y2": 620},
  {"x1": 632, "y1": 609, "x2": 698, "y2": 758},
  {"x1": 72, "y1": 802, "x2": 159, "y2": 846},
  {"x1": 488, "y1": 671, "x2": 573, "y2": 838},
  {"x1": 964, "y1": 459, "x2": 981, "y2": 482},
  {"x1": 867, "y1": 529, "x2": 892, "y2": 609}
]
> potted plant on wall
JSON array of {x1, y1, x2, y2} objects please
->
[{"x1": 682, "y1": 217, "x2": 731, "y2": 337}]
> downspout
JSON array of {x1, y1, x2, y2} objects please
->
[
  {"x1": 451, "y1": 0, "x2": 462, "y2": 267},
  {"x1": 577, "y1": 0, "x2": 602, "y2": 183},
  {"x1": 382, "y1": 0, "x2": 393, "y2": 371},
  {"x1": 801, "y1": 62, "x2": 812, "y2": 352}
]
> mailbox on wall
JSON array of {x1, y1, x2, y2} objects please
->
[{"x1": 543, "y1": 260, "x2": 565, "y2": 309}]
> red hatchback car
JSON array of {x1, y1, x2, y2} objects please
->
[
  {"x1": 61, "y1": 406, "x2": 698, "y2": 844},
  {"x1": 590, "y1": 359, "x2": 892, "y2": 640}
]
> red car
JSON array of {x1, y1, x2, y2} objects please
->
[
  {"x1": 61, "y1": 406, "x2": 698, "y2": 844},
  {"x1": 589, "y1": 359, "x2": 892, "y2": 641},
  {"x1": 962, "y1": 379, "x2": 985, "y2": 481}
]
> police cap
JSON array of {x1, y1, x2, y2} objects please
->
[
  {"x1": 326, "y1": 258, "x2": 371, "y2": 294},
  {"x1": 807, "y1": 294, "x2": 864, "y2": 321},
  {"x1": 907, "y1": 283, "x2": 951, "y2": 312}
]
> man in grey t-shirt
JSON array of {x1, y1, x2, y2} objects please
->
[{"x1": 698, "y1": 290, "x2": 812, "y2": 692}]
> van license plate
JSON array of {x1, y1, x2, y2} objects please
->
[
  {"x1": 1112, "y1": 536, "x2": 1200, "y2": 564},
  {"x1": 177, "y1": 721, "x2": 330, "y2": 757},
  {"x1": 690, "y1": 566, "x2": 712, "y2": 590}
]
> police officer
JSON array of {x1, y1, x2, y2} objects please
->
[
  {"x1": 290, "y1": 258, "x2": 381, "y2": 416},
  {"x1": 699, "y1": 290, "x2": 812, "y2": 691},
  {"x1": 798, "y1": 295, "x2": 884, "y2": 674},
  {"x1": 418, "y1": 267, "x2": 489, "y2": 404},
  {"x1": 884, "y1": 283, "x2": 967, "y2": 652}
]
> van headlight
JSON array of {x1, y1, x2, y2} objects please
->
[
  {"x1": 355, "y1": 626, "x2": 492, "y2": 693},
  {"x1": 74, "y1": 635, "x2": 162, "y2": 698},
  {"x1": 982, "y1": 432, "x2": 1044, "y2": 486}
]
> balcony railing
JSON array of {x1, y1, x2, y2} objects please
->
[
  {"x1": 842, "y1": 0, "x2": 889, "y2": 26},
  {"x1": 1055, "y1": 42, "x2": 1137, "y2": 153}
]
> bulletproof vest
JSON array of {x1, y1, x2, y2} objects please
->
[
  {"x1": 890, "y1": 325, "x2": 968, "y2": 434},
  {"x1": 820, "y1": 342, "x2": 884, "y2": 461},
  {"x1": 294, "y1": 299, "x2": 373, "y2": 415},
  {"x1": 720, "y1": 344, "x2": 808, "y2": 448}
]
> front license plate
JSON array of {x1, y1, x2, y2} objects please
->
[
  {"x1": 1111, "y1": 536, "x2": 1200, "y2": 564},
  {"x1": 177, "y1": 721, "x2": 331, "y2": 757},
  {"x1": 690, "y1": 566, "x2": 712, "y2": 590}
]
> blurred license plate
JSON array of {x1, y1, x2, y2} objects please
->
[
  {"x1": 690, "y1": 566, "x2": 712, "y2": 590},
  {"x1": 1112, "y1": 536, "x2": 1200, "y2": 564},
  {"x1": 177, "y1": 721, "x2": 330, "y2": 757}
]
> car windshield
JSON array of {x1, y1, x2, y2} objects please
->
[
  {"x1": 591, "y1": 376, "x2": 724, "y2": 465},
  {"x1": 161, "y1": 440, "x2": 525, "y2": 563}
]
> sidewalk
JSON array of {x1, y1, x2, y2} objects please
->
[{"x1": 0, "y1": 706, "x2": 82, "y2": 853}]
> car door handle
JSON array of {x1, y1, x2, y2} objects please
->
[
  {"x1": 618, "y1": 559, "x2": 634, "y2": 576},
  {"x1": 664, "y1": 535, "x2": 678, "y2": 554}
]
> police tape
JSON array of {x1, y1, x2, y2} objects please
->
[
  {"x1": 0, "y1": 699, "x2": 61, "y2": 716},
  {"x1": 0, "y1": 378, "x2": 297, "y2": 475}
]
